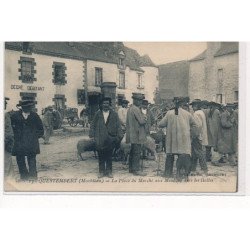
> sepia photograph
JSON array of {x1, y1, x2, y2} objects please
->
[{"x1": 3, "y1": 41, "x2": 239, "y2": 192}]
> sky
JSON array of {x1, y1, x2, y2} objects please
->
[{"x1": 124, "y1": 42, "x2": 207, "y2": 65}]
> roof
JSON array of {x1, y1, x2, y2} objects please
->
[
  {"x1": 214, "y1": 42, "x2": 239, "y2": 57},
  {"x1": 5, "y1": 42, "x2": 155, "y2": 73},
  {"x1": 189, "y1": 42, "x2": 239, "y2": 62},
  {"x1": 139, "y1": 54, "x2": 156, "y2": 67}
]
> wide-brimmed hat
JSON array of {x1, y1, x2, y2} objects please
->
[
  {"x1": 17, "y1": 100, "x2": 35, "y2": 107},
  {"x1": 132, "y1": 93, "x2": 145, "y2": 100},
  {"x1": 226, "y1": 103, "x2": 235, "y2": 108},
  {"x1": 100, "y1": 97, "x2": 112, "y2": 104},
  {"x1": 190, "y1": 99, "x2": 202, "y2": 106},
  {"x1": 122, "y1": 99, "x2": 129, "y2": 104},
  {"x1": 208, "y1": 101, "x2": 221, "y2": 108},
  {"x1": 173, "y1": 96, "x2": 190, "y2": 105},
  {"x1": 47, "y1": 105, "x2": 53, "y2": 110}
]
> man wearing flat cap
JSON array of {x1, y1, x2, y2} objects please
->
[
  {"x1": 90, "y1": 97, "x2": 123, "y2": 178},
  {"x1": 4, "y1": 97, "x2": 14, "y2": 180},
  {"x1": 10, "y1": 100, "x2": 44, "y2": 180},
  {"x1": 126, "y1": 93, "x2": 147, "y2": 176}
]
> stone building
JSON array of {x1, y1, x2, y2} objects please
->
[
  {"x1": 158, "y1": 60, "x2": 190, "y2": 101},
  {"x1": 189, "y1": 42, "x2": 239, "y2": 103},
  {"x1": 5, "y1": 42, "x2": 159, "y2": 116}
]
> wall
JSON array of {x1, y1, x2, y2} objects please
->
[
  {"x1": 86, "y1": 60, "x2": 117, "y2": 86},
  {"x1": 189, "y1": 53, "x2": 239, "y2": 103},
  {"x1": 159, "y1": 61, "x2": 189, "y2": 100},
  {"x1": 188, "y1": 60, "x2": 206, "y2": 101},
  {"x1": 214, "y1": 53, "x2": 239, "y2": 103},
  {"x1": 5, "y1": 49, "x2": 85, "y2": 115},
  {"x1": 141, "y1": 66, "x2": 159, "y2": 103}
]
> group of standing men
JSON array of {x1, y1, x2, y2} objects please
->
[
  {"x1": 4, "y1": 93, "x2": 238, "y2": 181},
  {"x1": 90, "y1": 93, "x2": 238, "y2": 179}
]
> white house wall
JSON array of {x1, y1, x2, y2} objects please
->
[{"x1": 5, "y1": 49, "x2": 85, "y2": 115}]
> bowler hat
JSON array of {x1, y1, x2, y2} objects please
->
[
  {"x1": 5, "y1": 97, "x2": 10, "y2": 101},
  {"x1": 142, "y1": 99, "x2": 149, "y2": 105},
  {"x1": 132, "y1": 93, "x2": 144, "y2": 100}
]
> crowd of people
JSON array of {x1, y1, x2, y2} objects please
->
[
  {"x1": 89, "y1": 93, "x2": 238, "y2": 179},
  {"x1": 4, "y1": 93, "x2": 238, "y2": 181}
]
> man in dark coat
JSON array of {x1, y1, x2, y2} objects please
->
[
  {"x1": 11, "y1": 100, "x2": 44, "y2": 180},
  {"x1": 217, "y1": 103, "x2": 237, "y2": 166},
  {"x1": 89, "y1": 97, "x2": 123, "y2": 178},
  {"x1": 204, "y1": 102, "x2": 221, "y2": 164},
  {"x1": 4, "y1": 97, "x2": 14, "y2": 179},
  {"x1": 126, "y1": 93, "x2": 147, "y2": 176}
]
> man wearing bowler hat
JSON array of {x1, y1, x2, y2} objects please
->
[
  {"x1": 126, "y1": 93, "x2": 147, "y2": 176},
  {"x1": 11, "y1": 100, "x2": 44, "y2": 180}
]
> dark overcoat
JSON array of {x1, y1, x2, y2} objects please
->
[
  {"x1": 89, "y1": 110, "x2": 123, "y2": 151},
  {"x1": 11, "y1": 111, "x2": 44, "y2": 156},
  {"x1": 217, "y1": 110, "x2": 237, "y2": 154}
]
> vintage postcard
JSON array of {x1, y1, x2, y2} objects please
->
[{"x1": 3, "y1": 42, "x2": 239, "y2": 192}]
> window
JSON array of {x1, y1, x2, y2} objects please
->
[
  {"x1": 119, "y1": 71, "x2": 125, "y2": 89},
  {"x1": 77, "y1": 89, "x2": 86, "y2": 104},
  {"x1": 95, "y1": 67, "x2": 103, "y2": 86},
  {"x1": 137, "y1": 73, "x2": 143, "y2": 89},
  {"x1": 18, "y1": 57, "x2": 36, "y2": 83},
  {"x1": 53, "y1": 62, "x2": 67, "y2": 85},
  {"x1": 118, "y1": 51, "x2": 125, "y2": 69},
  {"x1": 218, "y1": 68, "x2": 223, "y2": 83},
  {"x1": 234, "y1": 91, "x2": 239, "y2": 102},
  {"x1": 216, "y1": 94, "x2": 222, "y2": 104}
]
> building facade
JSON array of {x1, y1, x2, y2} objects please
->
[
  {"x1": 189, "y1": 42, "x2": 239, "y2": 103},
  {"x1": 5, "y1": 42, "x2": 159, "y2": 116},
  {"x1": 158, "y1": 60, "x2": 189, "y2": 101}
]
